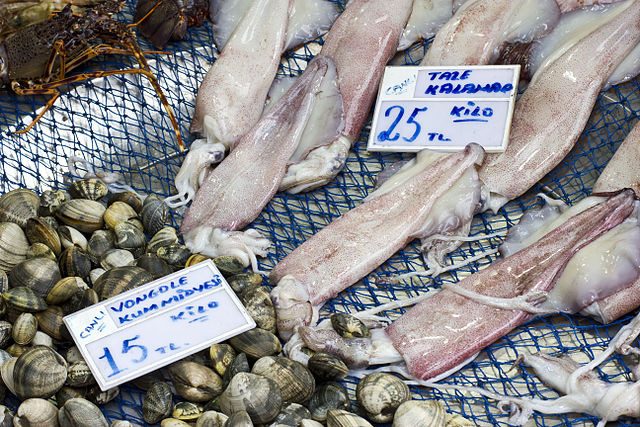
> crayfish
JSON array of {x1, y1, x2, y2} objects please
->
[
  {"x1": 134, "y1": 0, "x2": 208, "y2": 47},
  {"x1": 0, "y1": 0, "x2": 183, "y2": 151}
]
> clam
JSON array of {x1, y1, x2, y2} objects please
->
[
  {"x1": 55, "y1": 199, "x2": 106, "y2": 233},
  {"x1": 308, "y1": 382, "x2": 350, "y2": 422},
  {"x1": 108, "y1": 191, "x2": 143, "y2": 213},
  {"x1": 56, "y1": 386, "x2": 87, "y2": 407},
  {"x1": 0, "y1": 271, "x2": 7, "y2": 293},
  {"x1": 36, "y1": 306, "x2": 71, "y2": 341},
  {"x1": 86, "y1": 385, "x2": 119, "y2": 406},
  {"x1": 272, "y1": 402, "x2": 313, "y2": 426},
  {"x1": 307, "y1": 352, "x2": 349, "y2": 381},
  {"x1": 39, "y1": 190, "x2": 68, "y2": 216},
  {"x1": 6, "y1": 343, "x2": 28, "y2": 357},
  {"x1": 140, "y1": 194, "x2": 167, "y2": 236},
  {"x1": 251, "y1": 356, "x2": 315, "y2": 404},
  {"x1": 222, "y1": 352, "x2": 249, "y2": 385},
  {"x1": 87, "y1": 229, "x2": 115, "y2": 262},
  {"x1": 0, "y1": 405, "x2": 13, "y2": 427},
  {"x1": 114, "y1": 221, "x2": 146, "y2": 252},
  {"x1": 224, "y1": 411, "x2": 253, "y2": 427},
  {"x1": 25, "y1": 217, "x2": 62, "y2": 256},
  {"x1": 227, "y1": 328, "x2": 282, "y2": 360},
  {"x1": 136, "y1": 254, "x2": 173, "y2": 279},
  {"x1": 0, "y1": 350, "x2": 11, "y2": 366},
  {"x1": 129, "y1": 369, "x2": 165, "y2": 391},
  {"x1": 12, "y1": 313, "x2": 37, "y2": 345},
  {"x1": 173, "y1": 401, "x2": 204, "y2": 421},
  {"x1": 227, "y1": 273, "x2": 262, "y2": 295},
  {"x1": 161, "y1": 419, "x2": 192, "y2": 427},
  {"x1": 209, "y1": 343, "x2": 236, "y2": 377},
  {"x1": 195, "y1": 411, "x2": 228, "y2": 427},
  {"x1": 93, "y1": 266, "x2": 153, "y2": 300},
  {"x1": 218, "y1": 372, "x2": 282, "y2": 424},
  {"x1": 89, "y1": 268, "x2": 106, "y2": 286},
  {"x1": 67, "y1": 179, "x2": 108, "y2": 201},
  {"x1": 100, "y1": 249, "x2": 135, "y2": 270},
  {"x1": 185, "y1": 253, "x2": 210, "y2": 267},
  {"x1": 168, "y1": 360, "x2": 224, "y2": 402},
  {"x1": 66, "y1": 360, "x2": 95, "y2": 387},
  {"x1": 142, "y1": 382, "x2": 173, "y2": 424},
  {"x1": 157, "y1": 244, "x2": 192, "y2": 267},
  {"x1": 0, "y1": 222, "x2": 29, "y2": 271},
  {"x1": 26, "y1": 243, "x2": 56, "y2": 260},
  {"x1": 241, "y1": 286, "x2": 276, "y2": 334},
  {"x1": 13, "y1": 345, "x2": 67, "y2": 399},
  {"x1": 59, "y1": 246, "x2": 92, "y2": 278},
  {"x1": 0, "y1": 189, "x2": 39, "y2": 228},
  {"x1": 392, "y1": 400, "x2": 447, "y2": 427},
  {"x1": 327, "y1": 409, "x2": 374, "y2": 427},
  {"x1": 58, "y1": 226, "x2": 88, "y2": 251},
  {"x1": 213, "y1": 256, "x2": 244, "y2": 277},
  {"x1": 58, "y1": 397, "x2": 109, "y2": 427},
  {"x1": 64, "y1": 347, "x2": 85, "y2": 364},
  {"x1": 13, "y1": 398, "x2": 58, "y2": 427},
  {"x1": 0, "y1": 358, "x2": 17, "y2": 395},
  {"x1": 31, "y1": 331, "x2": 53, "y2": 347},
  {"x1": 0, "y1": 322, "x2": 11, "y2": 348},
  {"x1": 46, "y1": 277, "x2": 88, "y2": 305},
  {"x1": 331, "y1": 313, "x2": 370, "y2": 338},
  {"x1": 61, "y1": 288, "x2": 99, "y2": 315},
  {"x1": 40, "y1": 216, "x2": 59, "y2": 230},
  {"x1": 3, "y1": 287, "x2": 47, "y2": 312},
  {"x1": 147, "y1": 227, "x2": 179, "y2": 254},
  {"x1": 103, "y1": 201, "x2": 137, "y2": 230},
  {"x1": 9, "y1": 257, "x2": 61, "y2": 298},
  {"x1": 356, "y1": 373, "x2": 411, "y2": 423}
]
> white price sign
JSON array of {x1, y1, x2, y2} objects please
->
[
  {"x1": 367, "y1": 65, "x2": 520, "y2": 153},
  {"x1": 64, "y1": 260, "x2": 255, "y2": 390}
]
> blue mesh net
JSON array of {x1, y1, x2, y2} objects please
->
[{"x1": 1, "y1": 0, "x2": 639, "y2": 425}]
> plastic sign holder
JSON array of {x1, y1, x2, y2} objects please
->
[
  {"x1": 64, "y1": 260, "x2": 255, "y2": 390},
  {"x1": 368, "y1": 65, "x2": 520, "y2": 153}
]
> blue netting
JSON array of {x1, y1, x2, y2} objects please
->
[{"x1": 1, "y1": 1, "x2": 639, "y2": 425}]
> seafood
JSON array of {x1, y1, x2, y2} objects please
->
[
  {"x1": 271, "y1": 145, "x2": 484, "y2": 339},
  {"x1": 143, "y1": 382, "x2": 173, "y2": 424},
  {"x1": 134, "y1": 0, "x2": 208, "y2": 47},
  {"x1": 0, "y1": 0, "x2": 183, "y2": 150},
  {"x1": 251, "y1": 356, "x2": 315, "y2": 404},
  {"x1": 356, "y1": 373, "x2": 411, "y2": 423},
  {"x1": 397, "y1": 0, "x2": 454, "y2": 51},
  {"x1": 296, "y1": 191, "x2": 636, "y2": 380},
  {"x1": 217, "y1": 372, "x2": 283, "y2": 424}
]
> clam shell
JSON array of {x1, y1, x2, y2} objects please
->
[
  {"x1": 0, "y1": 222, "x2": 29, "y2": 271},
  {"x1": 93, "y1": 266, "x2": 153, "y2": 300},
  {"x1": 157, "y1": 244, "x2": 192, "y2": 267},
  {"x1": 0, "y1": 322, "x2": 11, "y2": 348},
  {"x1": 9, "y1": 257, "x2": 61, "y2": 298},
  {"x1": 115, "y1": 221, "x2": 146, "y2": 251},
  {"x1": 56, "y1": 386, "x2": 87, "y2": 407},
  {"x1": 356, "y1": 373, "x2": 410, "y2": 423},
  {"x1": 26, "y1": 243, "x2": 57, "y2": 260},
  {"x1": 240, "y1": 286, "x2": 276, "y2": 333},
  {"x1": 0, "y1": 358, "x2": 17, "y2": 395},
  {"x1": 185, "y1": 254, "x2": 209, "y2": 267},
  {"x1": 56, "y1": 199, "x2": 106, "y2": 233},
  {"x1": 213, "y1": 256, "x2": 244, "y2": 277},
  {"x1": 392, "y1": 400, "x2": 447, "y2": 427},
  {"x1": 61, "y1": 288, "x2": 99, "y2": 315},
  {"x1": 3, "y1": 287, "x2": 47, "y2": 312},
  {"x1": 87, "y1": 229, "x2": 115, "y2": 262},
  {"x1": 168, "y1": 360, "x2": 224, "y2": 402},
  {"x1": 0, "y1": 189, "x2": 39, "y2": 228},
  {"x1": 65, "y1": 360, "x2": 95, "y2": 387},
  {"x1": 251, "y1": 356, "x2": 315, "y2": 404},
  {"x1": 58, "y1": 397, "x2": 109, "y2": 427},
  {"x1": 224, "y1": 410, "x2": 253, "y2": 427},
  {"x1": 89, "y1": 268, "x2": 106, "y2": 286},
  {"x1": 140, "y1": 195, "x2": 167, "y2": 236},
  {"x1": 0, "y1": 271, "x2": 7, "y2": 293},
  {"x1": 308, "y1": 382, "x2": 350, "y2": 422},
  {"x1": 64, "y1": 346, "x2": 85, "y2": 364},
  {"x1": 161, "y1": 419, "x2": 191, "y2": 427},
  {"x1": 195, "y1": 411, "x2": 228, "y2": 427},
  {"x1": 331, "y1": 313, "x2": 370, "y2": 338},
  {"x1": 222, "y1": 352, "x2": 250, "y2": 385},
  {"x1": 35, "y1": 306, "x2": 71, "y2": 341},
  {"x1": 25, "y1": 217, "x2": 62, "y2": 256},
  {"x1": 104, "y1": 201, "x2": 138, "y2": 230},
  {"x1": 67, "y1": 179, "x2": 108, "y2": 201},
  {"x1": 173, "y1": 401, "x2": 204, "y2": 421},
  {"x1": 227, "y1": 328, "x2": 282, "y2": 360},
  {"x1": 100, "y1": 249, "x2": 135, "y2": 270},
  {"x1": 272, "y1": 402, "x2": 312, "y2": 426},
  {"x1": 12, "y1": 313, "x2": 37, "y2": 345},
  {"x1": 14, "y1": 398, "x2": 58, "y2": 427},
  {"x1": 86, "y1": 385, "x2": 119, "y2": 406},
  {"x1": 129, "y1": 369, "x2": 165, "y2": 391},
  {"x1": 209, "y1": 343, "x2": 236, "y2": 377},
  {"x1": 13, "y1": 345, "x2": 67, "y2": 399},
  {"x1": 46, "y1": 277, "x2": 88, "y2": 305},
  {"x1": 58, "y1": 226, "x2": 88, "y2": 250},
  {"x1": 59, "y1": 246, "x2": 92, "y2": 278},
  {"x1": 218, "y1": 372, "x2": 282, "y2": 424},
  {"x1": 147, "y1": 227, "x2": 179, "y2": 254},
  {"x1": 307, "y1": 352, "x2": 349, "y2": 381},
  {"x1": 6, "y1": 343, "x2": 28, "y2": 357},
  {"x1": 327, "y1": 409, "x2": 373, "y2": 427},
  {"x1": 39, "y1": 190, "x2": 68, "y2": 216},
  {"x1": 31, "y1": 331, "x2": 53, "y2": 347},
  {"x1": 136, "y1": 254, "x2": 173, "y2": 279},
  {"x1": 108, "y1": 192, "x2": 143, "y2": 213},
  {"x1": 227, "y1": 273, "x2": 262, "y2": 295},
  {"x1": 142, "y1": 382, "x2": 173, "y2": 424}
]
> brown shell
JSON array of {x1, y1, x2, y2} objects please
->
[
  {"x1": 240, "y1": 286, "x2": 276, "y2": 334},
  {"x1": 12, "y1": 312, "x2": 37, "y2": 345},
  {"x1": 356, "y1": 373, "x2": 411, "y2": 423},
  {"x1": 108, "y1": 192, "x2": 143, "y2": 213},
  {"x1": 55, "y1": 199, "x2": 106, "y2": 233},
  {"x1": 35, "y1": 306, "x2": 71, "y2": 341},
  {"x1": 59, "y1": 246, "x2": 92, "y2": 278},
  {"x1": 67, "y1": 179, "x2": 108, "y2": 201},
  {"x1": 209, "y1": 343, "x2": 236, "y2": 377},
  {"x1": 93, "y1": 266, "x2": 153, "y2": 300},
  {"x1": 140, "y1": 195, "x2": 167, "y2": 236},
  {"x1": 13, "y1": 346, "x2": 67, "y2": 399},
  {"x1": 59, "y1": 398, "x2": 109, "y2": 427},
  {"x1": 104, "y1": 201, "x2": 138, "y2": 230},
  {"x1": 25, "y1": 217, "x2": 61, "y2": 256},
  {"x1": 168, "y1": 361, "x2": 224, "y2": 402},
  {"x1": 142, "y1": 382, "x2": 173, "y2": 424},
  {"x1": 9, "y1": 257, "x2": 61, "y2": 298},
  {"x1": 217, "y1": 372, "x2": 282, "y2": 424},
  {"x1": 3, "y1": 287, "x2": 47, "y2": 312},
  {"x1": 0, "y1": 189, "x2": 39, "y2": 228},
  {"x1": 227, "y1": 328, "x2": 282, "y2": 361},
  {"x1": 251, "y1": 356, "x2": 315, "y2": 404},
  {"x1": 307, "y1": 352, "x2": 349, "y2": 381},
  {"x1": 46, "y1": 276, "x2": 88, "y2": 305}
]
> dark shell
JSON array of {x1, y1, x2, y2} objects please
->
[
  {"x1": 218, "y1": 372, "x2": 282, "y2": 424},
  {"x1": 103, "y1": 201, "x2": 138, "y2": 230},
  {"x1": 67, "y1": 179, "x2": 108, "y2": 201},
  {"x1": 12, "y1": 313, "x2": 37, "y2": 345},
  {"x1": 272, "y1": 402, "x2": 312, "y2": 427},
  {"x1": 251, "y1": 356, "x2": 315, "y2": 404},
  {"x1": 157, "y1": 244, "x2": 192, "y2": 267},
  {"x1": 26, "y1": 243, "x2": 56, "y2": 261},
  {"x1": 308, "y1": 352, "x2": 349, "y2": 381},
  {"x1": 46, "y1": 276, "x2": 88, "y2": 305},
  {"x1": 308, "y1": 382, "x2": 350, "y2": 422},
  {"x1": 0, "y1": 189, "x2": 39, "y2": 228},
  {"x1": 142, "y1": 382, "x2": 173, "y2": 424},
  {"x1": 224, "y1": 411, "x2": 252, "y2": 427},
  {"x1": 356, "y1": 372, "x2": 411, "y2": 423},
  {"x1": 100, "y1": 249, "x2": 135, "y2": 270},
  {"x1": 59, "y1": 398, "x2": 109, "y2": 427},
  {"x1": 0, "y1": 321, "x2": 12, "y2": 348},
  {"x1": 172, "y1": 401, "x2": 204, "y2": 421},
  {"x1": 136, "y1": 254, "x2": 173, "y2": 279},
  {"x1": 213, "y1": 256, "x2": 244, "y2": 277},
  {"x1": 331, "y1": 313, "x2": 370, "y2": 338},
  {"x1": 86, "y1": 385, "x2": 119, "y2": 406},
  {"x1": 240, "y1": 286, "x2": 276, "y2": 334},
  {"x1": 108, "y1": 192, "x2": 143, "y2": 213},
  {"x1": 61, "y1": 288, "x2": 99, "y2": 315},
  {"x1": 185, "y1": 254, "x2": 209, "y2": 268},
  {"x1": 129, "y1": 370, "x2": 165, "y2": 391},
  {"x1": 114, "y1": 221, "x2": 147, "y2": 251},
  {"x1": 0, "y1": 271, "x2": 7, "y2": 293},
  {"x1": 58, "y1": 226, "x2": 88, "y2": 250},
  {"x1": 87, "y1": 229, "x2": 115, "y2": 262},
  {"x1": 140, "y1": 195, "x2": 167, "y2": 236},
  {"x1": 39, "y1": 190, "x2": 68, "y2": 216},
  {"x1": 25, "y1": 217, "x2": 62, "y2": 256},
  {"x1": 55, "y1": 386, "x2": 87, "y2": 407},
  {"x1": 35, "y1": 306, "x2": 71, "y2": 341},
  {"x1": 147, "y1": 227, "x2": 179, "y2": 254},
  {"x1": 9, "y1": 257, "x2": 61, "y2": 298},
  {"x1": 6, "y1": 343, "x2": 28, "y2": 358},
  {"x1": 227, "y1": 273, "x2": 262, "y2": 295},
  {"x1": 65, "y1": 360, "x2": 95, "y2": 387},
  {"x1": 59, "y1": 246, "x2": 92, "y2": 278},
  {"x1": 13, "y1": 346, "x2": 67, "y2": 399},
  {"x1": 3, "y1": 287, "x2": 47, "y2": 312},
  {"x1": 93, "y1": 266, "x2": 153, "y2": 300},
  {"x1": 168, "y1": 361, "x2": 224, "y2": 402},
  {"x1": 227, "y1": 328, "x2": 281, "y2": 361},
  {"x1": 209, "y1": 343, "x2": 236, "y2": 377},
  {"x1": 222, "y1": 352, "x2": 249, "y2": 386},
  {"x1": 55, "y1": 199, "x2": 106, "y2": 233}
]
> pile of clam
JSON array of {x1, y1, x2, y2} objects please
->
[{"x1": 0, "y1": 182, "x2": 470, "y2": 426}]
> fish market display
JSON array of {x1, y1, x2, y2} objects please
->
[
  {"x1": 134, "y1": 0, "x2": 209, "y2": 47},
  {"x1": 397, "y1": 0, "x2": 454, "y2": 51}
]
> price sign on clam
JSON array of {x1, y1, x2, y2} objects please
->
[
  {"x1": 368, "y1": 65, "x2": 520, "y2": 153},
  {"x1": 64, "y1": 260, "x2": 255, "y2": 390}
]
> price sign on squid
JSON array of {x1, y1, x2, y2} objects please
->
[
  {"x1": 368, "y1": 65, "x2": 520, "y2": 153},
  {"x1": 64, "y1": 260, "x2": 255, "y2": 390}
]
